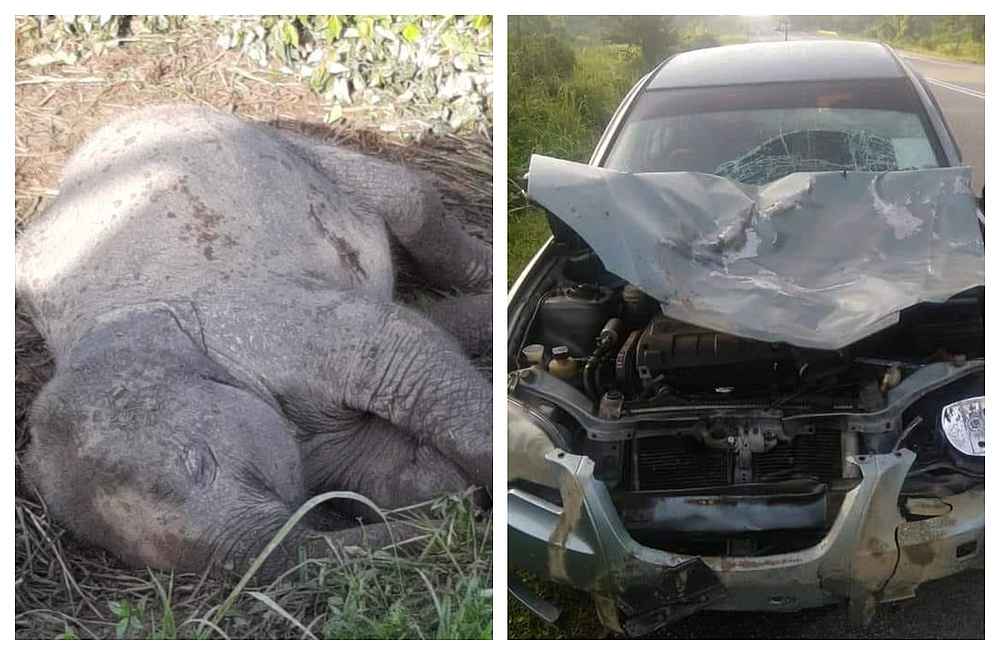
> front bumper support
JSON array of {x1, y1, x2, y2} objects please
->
[{"x1": 508, "y1": 448, "x2": 983, "y2": 635}]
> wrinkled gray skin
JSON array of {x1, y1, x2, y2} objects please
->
[{"x1": 15, "y1": 105, "x2": 492, "y2": 578}]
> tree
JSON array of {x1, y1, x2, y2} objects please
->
[
  {"x1": 509, "y1": 15, "x2": 575, "y2": 87},
  {"x1": 605, "y1": 16, "x2": 678, "y2": 69}
]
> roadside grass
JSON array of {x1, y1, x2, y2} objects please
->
[
  {"x1": 819, "y1": 31, "x2": 985, "y2": 65},
  {"x1": 508, "y1": 572, "x2": 606, "y2": 639},
  {"x1": 506, "y1": 32, "x2": 755, "y2": 290},
  {"x1": 507, "y1": 41, "x2": 642, "y2": 289},
  {"x1": 714, "y1": 33, "x2": 751, "y2": 46},
  {"x1": 508, "y1": 43, "x2": 641, "y2": 188},
  {"x1": 15, "y1": 17, "x2": 492, "y2": 640},
  {"x1": 887, "y1": 37, "x2": 985, "y2": 64},
  {"x1": 507, "y1": 208, "x2": 551, "y2": 287}
]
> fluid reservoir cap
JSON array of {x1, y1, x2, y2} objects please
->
[
  {"x1": 522, "y1": 344, "x2": 545, "y2": 365},
  {"x1": 548, "y1": 346, "x2": 578, "y2": 380}
]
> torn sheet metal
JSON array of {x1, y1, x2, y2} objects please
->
[{"x1": 527, "y1": 155, "x2": 984, "y2": 350}]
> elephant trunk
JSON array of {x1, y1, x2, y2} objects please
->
[{"x1": 329, "y1": 297, "x2": 492, "y2": 486}]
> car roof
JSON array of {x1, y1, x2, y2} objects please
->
[{"x1": 648, "y1": 40, "x2": 906, "y2": 89}]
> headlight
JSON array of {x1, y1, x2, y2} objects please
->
[
  {"x1": 941, "y1": 396, "x2": 985, "y2": 457},
  {"x1": 508, "y1": 399, "x2": 563, "y2": 488}
]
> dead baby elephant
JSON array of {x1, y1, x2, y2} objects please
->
[{"x1": 16, "y1": 105, "x2": 492, "y2": 578}]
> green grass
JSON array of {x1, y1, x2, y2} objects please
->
[
  {"x1": 508, "y1": 572, "x2": 607, "y2": 639},
  {"x1": 715, "y1": 33, "x2": 750, "y2": 46},
  {"x1": 507, "y1": 41, "x2": 643, "y2": 289},
  {"x1": 891, "y1": 38, "x2": 985, "y2": 64},
  {"x1": 827, "y1": 31, "x2": 985, "y2": 65},
  {"x1": 508, "y1": 43, "x2": 641, "y2": 184},
  {"x1": 16, "y1": 484, "x2": 492, "y2": 639},
  {"x1": 507, "y1": 208, "x2": 551, "y2": 287}
]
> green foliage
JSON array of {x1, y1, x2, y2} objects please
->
[
  {"x1": 322, "y1": 568, "x2": 417, "y2": 639},
  {"x1": 507, "y1": 208, "x2": 553, "y2": 287},
  {"x1": 322, "y1": 572, "x2": 491, "y2": 639},
  {"x1": 109, "y1": 599, "x2": 146, "y2": 639},
  {"x1": 18, "y1": 15, "x2": 182, "y2": 63},
  {"x1": 508, "y1": 21, "x2": 645, "y2": 279},
  {"x1": 507, "y1": 572, "x2": 607, "y2": 639},
  {"x1": 433, "y1": 576, "x2": 493, "y2": 639},
  {"x1": 508, "y1": 33, "x2": 642, "y2": 181},
  {"x1": 508, "y1": 22, "x2": 576, "y2": 92},
  {"x1": 80, "y1": 494, "x2": 490, "y2": 640},
  {"x1": 317, "y1": 494, "x2": 491, "y2": 640},
  {"x1": 604, "y1": 16, "x2": 679, "y2": 68},
  {"x1": 680, "y1": 29, "x2": 722, "y2": 51},
  {"x1": 874, "y1": 15, "x2": 986, "y2": 63},
  {"x1": 566, "y1": 46, "x2": 642, "y2": 127},
  {"x1": 215, "y1": 15, "x2": 492, "y2": 133},
  {"x1": 105, "y1": 574, "x2": 179, "y2": 639},
  {"x1": 148, "y1": 573, "x2": 177, "y2": 639},
  {"x1": 17, "y1": 15, "x2": 493, "y2": 135},
  {"x1": 791, "y1": 15, "x2": 985, "y2": 64}
]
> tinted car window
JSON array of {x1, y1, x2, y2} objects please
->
[{"x1": 604, "y1": 79, "x2": 945, "y2": 185}]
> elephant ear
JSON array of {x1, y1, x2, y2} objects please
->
[
  {"x1": 78, "y1": 301, "x2": 278, "y2": 403},
  {"x1": 71, "y1": 302, "x2": 209, "y2": 368}
]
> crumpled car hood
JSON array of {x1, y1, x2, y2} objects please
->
[{"x1": 527, "y1": 155, "x2": 985, "y2": 350}]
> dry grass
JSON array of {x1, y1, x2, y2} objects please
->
[{"x1": 14, "y1": 16, "x2": 492, "y2": 640}]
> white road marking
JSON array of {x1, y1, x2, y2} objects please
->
[
  {"x1": 924, "y1": 76, "x2": 985, "y2": 100},
  {"x1": 900, "y1": 52, "x2": 975, "y2": 68}
]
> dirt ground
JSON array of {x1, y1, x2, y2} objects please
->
[{"x1": 15, "y1": 18, "x2": 492, "y2": 639}]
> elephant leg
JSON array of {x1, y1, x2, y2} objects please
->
[
  {"x1": 276, "y1": 131, "x2": 491, "y2": 291},
  {"x1": 411, "y1": 292, "x2": 491, "y2": 356},
  {"x1": 300, "y1": 415, "x2": 469, "y2": 511}
]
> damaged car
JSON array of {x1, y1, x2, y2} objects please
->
[{"x1": 507, "y1": 40, "x2": 984, "y2": 636}]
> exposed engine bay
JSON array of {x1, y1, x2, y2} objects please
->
[
  {"x1": 508, "y1": 251, "x2": 985, "y2": 556},
  {"x1": 510, "y1": 156, "x2": 985, "y2": 559},
  {"x1": 517, "y1": 278, "x2": 984, "y2": 408}
]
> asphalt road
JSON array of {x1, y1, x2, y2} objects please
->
[
  {"x1": 644, "y1": 569, "x2": 984, "y2": 639},
  {"x1": 897, "y1": 50, "x2": 985, "y2": 193}
]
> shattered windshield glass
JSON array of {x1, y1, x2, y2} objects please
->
[
  {"x1": 713, "y1": 127, "x2": 899, "y2": 185},
  {"x1": 604, "y1": 79, "x2": 943, "y2": 185},
  {"x1": 527, "y1": 155, "x2": 984, "y2": 350}
]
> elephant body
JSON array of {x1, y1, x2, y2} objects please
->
[{"x1": 16, "y1": 105, "x2": 492, "y2": 576}]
